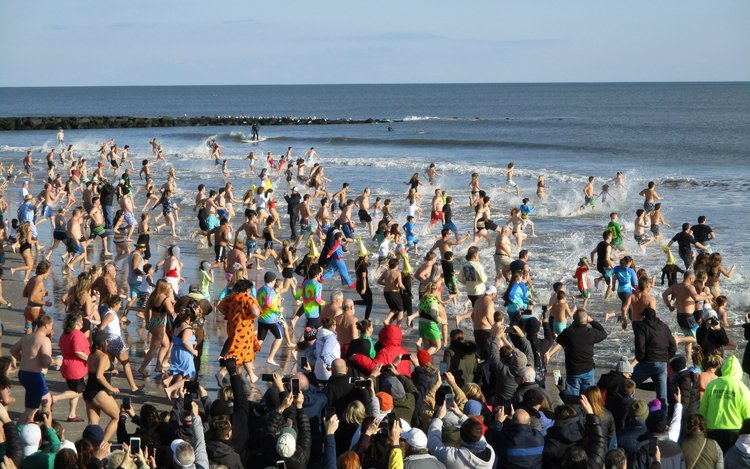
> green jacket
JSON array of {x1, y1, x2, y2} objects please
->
[
  {"x1": 700, "y1": 355, "x2": 750, "y2": 430},
  {"x1": 20, "y1": 426, "x2": 60, "y2": 469}
]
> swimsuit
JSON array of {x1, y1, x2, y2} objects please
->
[{"x1": 83, "y1": 371, "x2": 108, "y2": 402}]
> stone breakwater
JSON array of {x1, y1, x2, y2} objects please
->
[{"x1": 0, "y1": 115, "x2": 391, "y2": 131}]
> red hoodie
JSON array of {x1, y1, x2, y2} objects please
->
[{"x1": 351, "y1": 324, "x2": 412, "y2": 377}]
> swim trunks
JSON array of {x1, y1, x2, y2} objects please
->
[
  {"x1": 585, "y1": 196, "x2": 596, "y2": 207},
  {"x1": 358, "y1": 209, "x2": 372, "y2": 223},
  {"x1": 676, "y1": 313, "x2": 699, "y2": 337},
  {"x1": 90, "y1": 225, "x2": 107, "y2": 239},
  {"x1": 18, "y1": 370, "x2": 48, "y2": 409},
  {"x1": 430, "y1": 210, "x2": 443, "y2": 225},
  {"x1": 124, "y1": 211, "x2": 136, "y2": 227},
  {"x1": 494, "y1": 253, "x2": 513, "y2": 276}
]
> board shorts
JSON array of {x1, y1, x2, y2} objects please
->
[
  {"x1": 300, "y1": 219, "x2": 311, "y2": 234},
  {"x1": 18, "y1": 370, "x2": 48, "y2": 409},
  {"x1": 507, "y1": 179, "x2": 518, "y2": 188},
  {"x1": 358, "y1": 209, "x2": 372, "y2": 223},
  {"x1": 90, "y1": 225, "x2": 107, "y2": 239},
  {"x1": 384, "y1": 291, "x2": 404, "y2": 312},
  {"x1": 430, "y1": 210, "x2": 443, "y2": 225},
  {"x1": 215, "y1": 244, "x2": 227, "y2": 262},
  {"x1": 66, "y1": 238, "x2": 84, "y2": 255},
  {"x1": 341, "y1": 223, "x2": 354, "y2": 239},
  {"x1": 246, "y1": 239, "x2": 258, "y2": 254},
  {"x1": 585, "y1": 196, "x2": 596, "y2": 207},
  {"x1": 257, "y1": 321, "x2": 282, "y2": 340},
  {"x1": 644, "y1": 202, "x2": 655, "y2": 212},
  {"x1": 597, "y1": 267, "x2": 613, "y2": 285},
  {"x1": 553, "y1": 321, "x2": 567, "y2": 335},
  {"x1": 634, "y1": 234, "x2": 650, "y2": 245},
  {"x1": 124, "y1": 211, "x2": 137, "y2": 227},
  {"x1": 442, "y1": 221, "x2": 458, "y2": 234},
  {"x1": 205, "y1": 215, "x2": 220, "y2": 231},
  {"x1": 579, "y1": 288, "x2": 590, "y2": 299},
  {"x1": 66, "y1": 378, "x2": 86, "y2": 393},
  {"x1": 494, "y1": 253, "x2": 513, "y2": 276},
  {"x1": 677, "y1": 313, "x2": 699, "y2": 337},
  {"x1": 418, "y1": 319, "x2": 441, "y2": 341},
  {"x1": 53, "y1": 230, "x2": 68, "y2": 241},
  {"x1": 650, "y1": 224, "x2": 660, "y2": 236},
  {"x1": 128, "y1": 282, "x2": 141, "y2": 299}
]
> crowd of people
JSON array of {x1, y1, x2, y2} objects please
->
[{"x1": 0, "y1": 130, "x2": 747, "y2": 469}]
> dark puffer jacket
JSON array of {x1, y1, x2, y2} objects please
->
[
  {"x1": 542, "y1": 416, "x2": 585, "y2": 467},
  {"x1": 486, "y1": 421, "x2": 544, "y2": 469},
  {"x1": 443, "y1": 340, "x2": 478, "y2": 387}
]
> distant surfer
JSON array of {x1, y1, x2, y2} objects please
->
[{"x1": 251, "y1": 121, "x2": 260, "y2": 141}]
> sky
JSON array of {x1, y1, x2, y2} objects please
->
[{"x1": 1, "y1": 1, "x2": 748, "y2": 86}]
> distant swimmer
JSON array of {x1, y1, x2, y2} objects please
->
[
  {"x1": 536, "y1": 175, "x2": 546, "y2": 200},
  {"x1": 425, "y1": 163, "x2": 440, "y2": 185},
  {"x1": 648, "y1": 203, "x2": 670, "y2": 241},
  {"x1": 149, "y1": 138, "x2": 159, "y2": 155},
  {"x1": 502, "y1": 162, "x2": 521, "y2": 197},
  {"x1": 607, "y1": 171, "x2": 626, "y2": 195},
  {"x1": 303, "y1": 147, "x2": 318, "y2": 163},
  {"x1": 56, "y1": 129, "x2": 64, "y2": 146},
  {"x1": 387, "y1": 125, "x2": 394, "y2": 131},
  {"x1": 639, "y1": 181, "x2": 662, "y2": 212},
  {"x1": 580, "y1": 176, "x2": 598, "y2": 210}
]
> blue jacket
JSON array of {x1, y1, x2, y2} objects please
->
[
  {"x1": 617, "y1": 419, "x2": 647, "y2": 457},
  {"x1": 486, "y1": 421, "x2": 544, "y2": 469}
]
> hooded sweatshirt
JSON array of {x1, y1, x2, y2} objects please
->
[
  {"x1": 313, "y1": 327, "x2": 341, "y2": 381},
  {"x1": 724, "y1": 434, "x2": 750, "y2": 468},
  {"x1": 700, "y1": 355, "x2": 750, "y2": 430},
  {"x1": 351, "y1": 325, "x2": 411, "y2": 377},
  {"x1": 427, "y1": 418, "x2": 495, "y2": 469}
]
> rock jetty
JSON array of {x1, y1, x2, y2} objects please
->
[{"x1": 0, "y1": 115, "x2": 390, "y2": 131}]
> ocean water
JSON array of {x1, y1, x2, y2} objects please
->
[{"x1": 0, "y1": 82, "x2": 748, "y2": 374}]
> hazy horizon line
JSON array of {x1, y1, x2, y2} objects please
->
[{"x1": 2, "y1": 80, "x2": 748, "y2": 90}]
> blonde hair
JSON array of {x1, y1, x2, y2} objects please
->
[
  {"x1": 344, "y1": 400, "x2": 366, "y2": 425},
  {"x1": 107, "y1": 451, "x2": 136, "y2": 469},
  {"x1": 462, "y1": 383, "x2": 486, "y2": 404}
]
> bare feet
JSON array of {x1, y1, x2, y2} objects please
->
[{"x1": 267, "y1": 359, "x2": 279, "y2": 367}]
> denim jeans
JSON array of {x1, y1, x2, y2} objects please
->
[
  {"x1": 565, "y1": 368, "x2": 596, "y2": 397},
  {"x1": 632, "y1": 361, "x2": 668, "y2": 403},
  {"x1": 103, "y1": 204, "x2": 113, "y2": 229}
]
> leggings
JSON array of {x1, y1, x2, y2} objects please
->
[{"x1": 355, "y1": 288, "x2": 373, "y2": 320}]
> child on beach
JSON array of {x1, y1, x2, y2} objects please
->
[
  {"x1": 519, "y1": 198, "x2": 537, "y2": 236},
  {"x1": 504, "y1": 162, "x2": 521, "y2": 196},
  {"x1": 573, "y1": 257, "x2": 591, "y2": 309},
  {"x1": 200, "y1": 261, "x2": 214, "y2": 302},
  {"x1": 403, "y1": 216, "x2": 419, "y2": 254},
  {"x1": 441, "y1": 251, "x2": 458, "y2": 306},
  {"x1": 549, "y1": 289, "x2": 574, "y2": 336},
  {"x1": 221, "y1": 159, "x2": 229, "y2": 178},
  {"x1": 600, "y1": 184, "x2": 613, "y2": 205},
  {"x1": 608, "y1": 212, "x2": 625, "y2": 252},
  {"x1": 138, "y1": 264, "x2": 155, "y2": 308}
]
